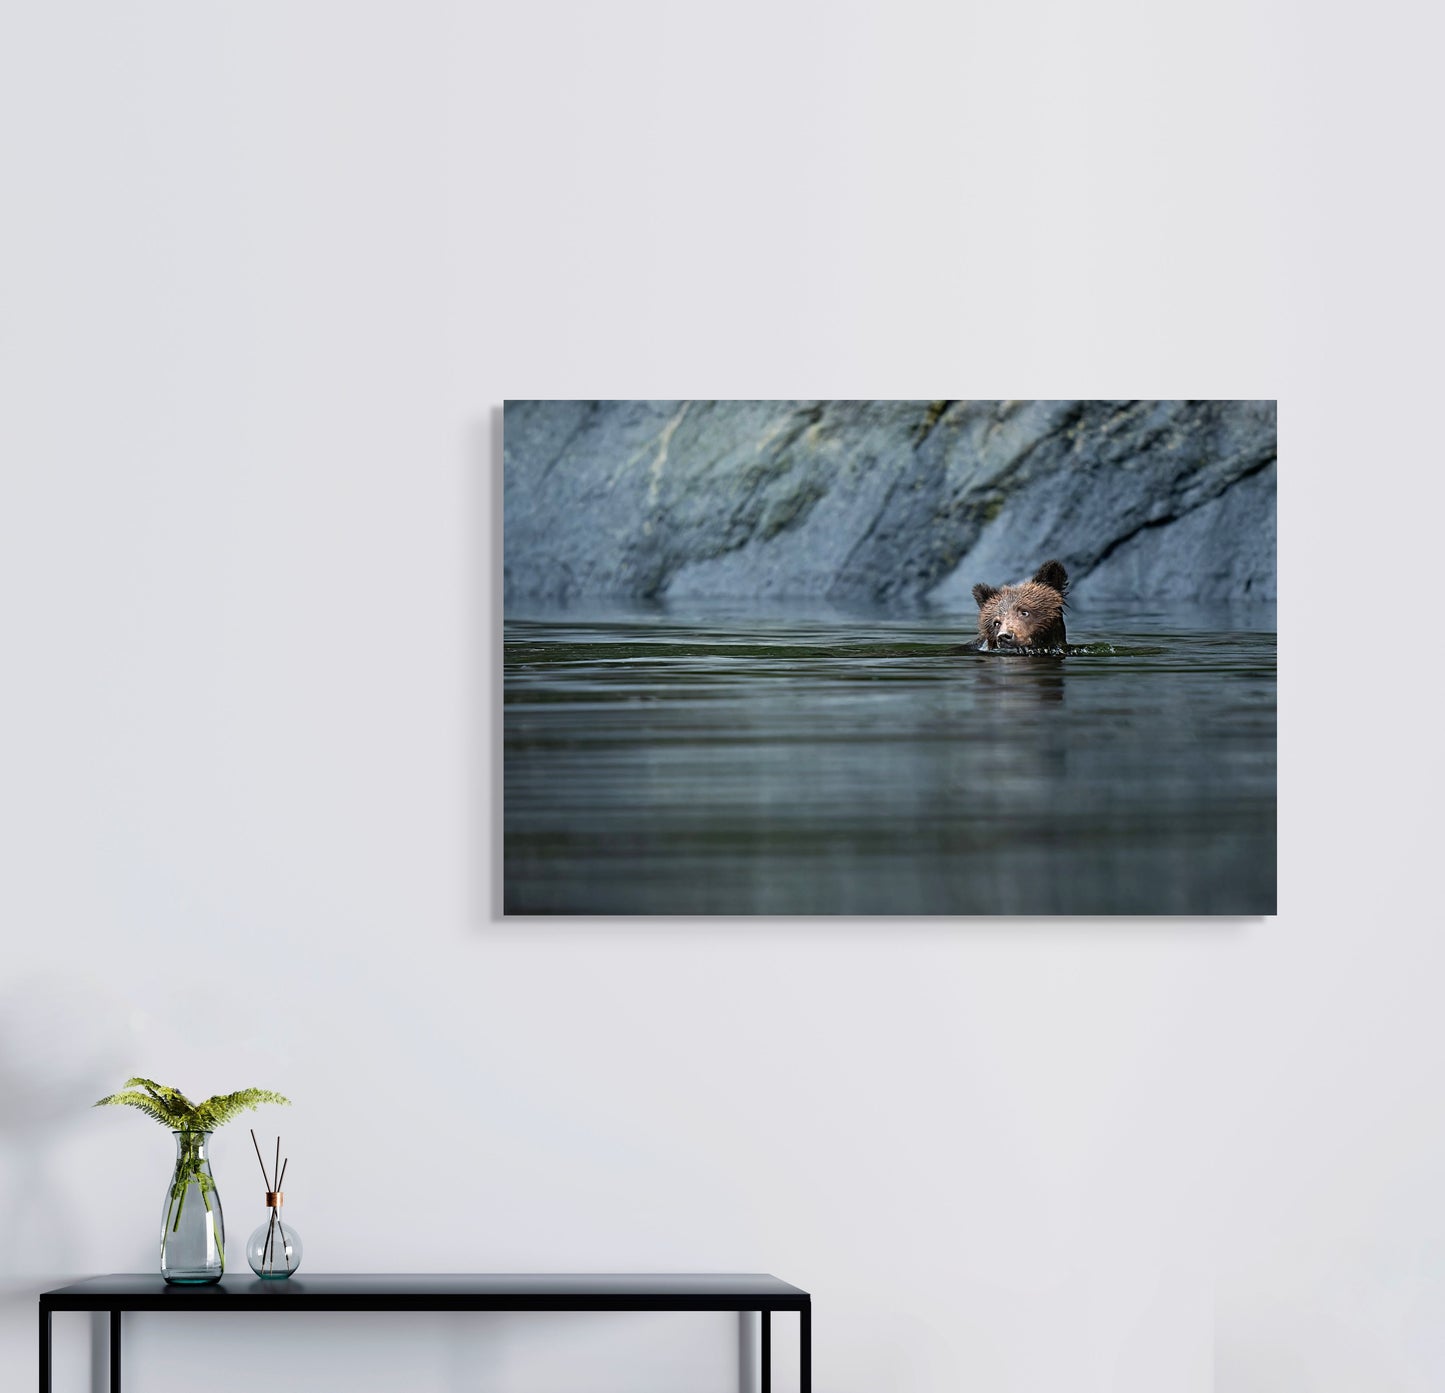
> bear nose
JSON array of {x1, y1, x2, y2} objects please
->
[{"x1": 997, "y1": 630, "x2": 1016, "y2": 646}]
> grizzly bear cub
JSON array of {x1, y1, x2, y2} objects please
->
[{"x1": 972, "y1": 560, "x2": 1069, "y2": 652}]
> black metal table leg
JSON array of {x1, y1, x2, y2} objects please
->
[
  {"x1": 761, "y1": 1309, "x2": 770, "y2": 1393},
  {"x1": 111, "y1": 1310, "x2": 122, "y2": 1393},
  {"x1": 38, "y1": 1306, "x2": 50, "y2": 1393},
  {"x1": 800, "y1": 1302, "x2": 810, "y2": 1393}
]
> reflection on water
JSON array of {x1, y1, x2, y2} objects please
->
[{"x1": 503, "y1": 601, "x2": 1276, "y2": 916}]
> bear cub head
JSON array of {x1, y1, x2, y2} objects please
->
[{"x1": 972, "y1": 560, "x2": 1069, "y2": 651}]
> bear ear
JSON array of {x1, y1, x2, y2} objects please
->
[
  {"x1": 972, "y1": 582, "x2": 999, "y2": 609},
  {"x1": 1032, "y1": 560, "x2": 1068, "y2": 595}
]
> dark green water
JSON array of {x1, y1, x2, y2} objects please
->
[{"x1": 503, "y1": 602, "x2": 1276, "y2": 916}]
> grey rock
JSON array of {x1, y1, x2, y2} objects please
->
[
  {"x1": 503, "y1": 399, "x2": 1276, "y2": 604},
  {"x1": 1074, "y1": 462, "x2": 1276, "y2": 603}
]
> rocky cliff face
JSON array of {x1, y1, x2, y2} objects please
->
[{"x1": 503, "y1": 400, "x2": 1276, "y2": 605}]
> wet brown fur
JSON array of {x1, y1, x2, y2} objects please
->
[{"x1": 972, "y1": 560, "x2": 1069, "y2": 651}]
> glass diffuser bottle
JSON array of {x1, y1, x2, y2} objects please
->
[
  {"x1": 247, "y1": 1131, "x2": 302, "y2": 1278},
  {"x1": 246, "y1": 1188, "x2": 302, "y2": 1278}
]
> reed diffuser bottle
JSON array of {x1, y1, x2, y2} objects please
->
[{"x1": 246, "y1": 1131, "x2": 303, "y2": 1278}]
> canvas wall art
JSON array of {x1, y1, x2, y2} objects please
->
[{"x1": 502, "y1": 400, "x2": 1277, "y2": 916}]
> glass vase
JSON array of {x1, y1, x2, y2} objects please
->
[
  {"x1": 246, "y1": 1190, "x2": 302, "y2": 1278},
  {"x1": 160, "y1": 1130, "x2": 225, "y2": 1284}
]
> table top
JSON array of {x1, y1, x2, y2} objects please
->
[{"x1": 40, "y1": 1273, "x2": 810, "y2": 1313}]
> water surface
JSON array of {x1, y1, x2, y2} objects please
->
[{"x1": 504, "y1": 601, "x2": 1275, "y2": 916}]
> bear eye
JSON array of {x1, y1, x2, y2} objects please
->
[
  {"x1": 1019, "y1": 609, "x2": 1030, "y2": 617},
  {"x1": 991, "y1": 618, "x2": 1000, "y2": 629}
]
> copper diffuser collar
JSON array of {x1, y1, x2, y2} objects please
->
[{"x1": 266, "y1": 1191, "x2": 284, "y2": 1207}]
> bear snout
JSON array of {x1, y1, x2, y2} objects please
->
[{"x1": 996, "y1": 629, "x2": 1018, "y2": 648}]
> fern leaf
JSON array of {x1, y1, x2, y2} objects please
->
[
  {"x1": 192, "y1": 1088, "x2": 291, "y2": 1130},
  {"x1": 93, "y1": 1090, "x2": 181, "y2": 1127},
  {"x1": 127, "y1": 1077, "x2": 199, "y2": 1117}
]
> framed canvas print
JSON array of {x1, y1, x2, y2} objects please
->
[{"x1": 503, "y1": 400, "x2": 1276, "y2": 917}]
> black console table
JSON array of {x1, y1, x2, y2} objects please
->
[{"x1": 38, "y1": 1273, "x2": 811, "y2": 1392}]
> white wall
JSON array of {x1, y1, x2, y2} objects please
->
[{"x1": 1, "y1": 2, "x2": 1438, "y2": 1390}]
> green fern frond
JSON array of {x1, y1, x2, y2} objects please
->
[
  {"x1": 94, "y1": 1079, "x2": 291, "y2": 1133},
  {"x1": 127, "y1": 1077, "x2": 199, "y2": 1118},
  {"x1": 93, "y1": 1090, "x2": 179, "y2": 1127},
  {"x1": 192, "y1": 1089, "x2": 292, "y2": 1131}
]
